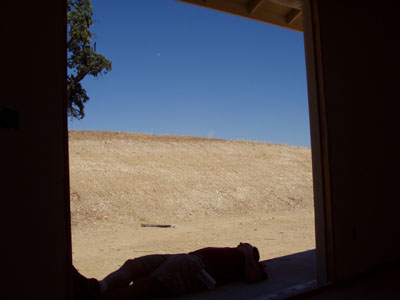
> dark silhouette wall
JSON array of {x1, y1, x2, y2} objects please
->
[
  {"x1": 308, "y1": 0, "x2": 399, "y2": 280},
  {"x1": 1, "y1": 1, "x2": 71, "y2": 299}
]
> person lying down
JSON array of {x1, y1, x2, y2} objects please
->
[{"x1": 73, "y1": 242, "x2": 268, "y2": 300}]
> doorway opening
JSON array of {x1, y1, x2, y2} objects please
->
[{"x1": 68, "y1": 1, "x2": 318, "y2": 299}]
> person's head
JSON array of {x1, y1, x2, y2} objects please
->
[
  {"x1": 248, "y1": 245, "x2": 268, "y2": 279},
  {"x1": 238, "y1": 242, "x2": 260, "y2": 262},
  {"x1": 252, "y1": 246, "x2": 260, "y2": 262}
]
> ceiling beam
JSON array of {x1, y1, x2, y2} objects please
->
[
  {"x1": 285, "y1": 8, "x2": 301, "y2": 25},
  {"x1": 269, "y1": 0, "x2": 302, "y2": 9},
  {"x1": 175, "y1": 0, "x2": 303, "y2": 32},
  {"x1": 248, "y1": 0, "x2": 265, "y2": 15}
]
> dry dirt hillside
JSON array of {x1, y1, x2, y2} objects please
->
[{"x1": 69, "y1": 131, "x2": 315, "y2": 278}]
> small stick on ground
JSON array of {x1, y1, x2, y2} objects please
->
[{"x1": 141, "y1": 223, "x2": 177, "y2": 228}]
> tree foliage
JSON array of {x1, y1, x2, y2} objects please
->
[{"x1": 67, "y1": 0, "x2": 112, "y2": 119}]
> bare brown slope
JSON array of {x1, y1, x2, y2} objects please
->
[
  {"x1": 69, "y1": 130, "x2": 313, "y2": 227},
  {"x1": 69, "y1": 131, "x2": 315, "y2": 278}
]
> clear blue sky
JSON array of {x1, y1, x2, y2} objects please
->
[{"x1": 68, "y1": 0, "x2": 310, "y2": 147}]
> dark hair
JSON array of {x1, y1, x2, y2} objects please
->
[{"x1": 253, "y1": 247, "x2": 260, "y2": 262}]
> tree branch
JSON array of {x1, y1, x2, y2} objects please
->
[
  {"x1": 67, "y1": 38, "x2": 72, "y2": 50},
  {"x1": 71, "y1": 71, "x2": 89, "y2": 85}
]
